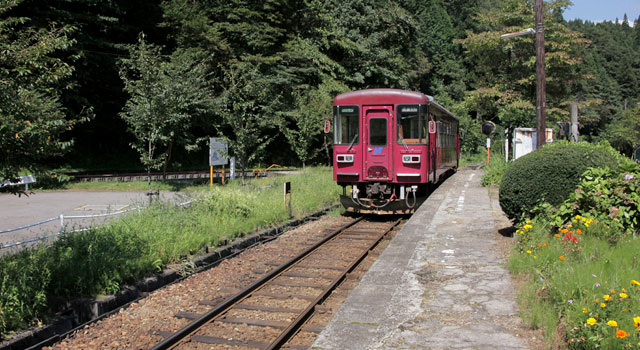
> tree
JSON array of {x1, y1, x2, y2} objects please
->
[
  {"x1": 283, "y1": 78, "x2": 348, "y2": 170},
  {"x1": 0, "y1": 0, "x2": 86, "y2": 193},
  {"x1": 459, "y1": 0, "x2": 585, "y2": 138},
  {"x1": 602, "y1": 106, "x2": 640, "y2": 157},
  {"x1": 218, "y1": 63, "x2": 276, "y2": 184},
  {"x1": 119, "y1": 33, "x2": 214, "y2": 199}
]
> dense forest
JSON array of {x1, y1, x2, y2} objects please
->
[{"x1": 1, "y1": 0, "x2": 639, "y2": 181}]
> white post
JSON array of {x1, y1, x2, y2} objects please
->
[
  {"x1": 505, "y1": 129, "x2": 509, "y2": 162},
  {"x1": 59, "y1": 214, "x2": 64, "y2": 232}
]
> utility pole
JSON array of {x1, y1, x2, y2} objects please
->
[
  {"x1": 500, "y1": 1, "x2": 547, "y2": 149},
  {"x1": 535, "y1": 0, "x2": 547, "y2": 148}
]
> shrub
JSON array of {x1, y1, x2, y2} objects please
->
[
  {"x1": 499, "y1": 141, "x2": 620, "y2": 221},
  {"x1": 550, "y1": 165, "x2": 639, "y2": 240}
]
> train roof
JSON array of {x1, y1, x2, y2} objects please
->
[{"x1": 334, "y1": 89, "x2": 457, "y2": 120}]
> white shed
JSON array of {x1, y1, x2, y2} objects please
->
[{"x1": 513, "y1": 128, "x2": 554, "y2": 160}]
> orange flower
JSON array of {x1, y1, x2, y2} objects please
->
[
  {"x1": 538, "y1": 244, "x2": 541, "y2": 248},
  {"x1": 543, "y1": 243, "x2": 547, "y2": 247},
  {"x1": 559, "y1": 256, "x2": 565, "y2": 261},
  {"x1": 576, "y1": 229, "x2": 582, "y2": 234},
  {"x1": 616, "y1": 330, "x2": 628, "y2": 339},
  {"x1": 555, "y1": 234, "x2": 561, "y2": 238}
]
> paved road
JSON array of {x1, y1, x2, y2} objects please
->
[
  {"x1": 0, "y1": 190, "x2": 184, "y2": 250},
  {"x1": 313, "y1": 167, "x2": 529, "y2": 349}
]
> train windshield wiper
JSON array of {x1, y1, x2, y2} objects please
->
[
  {"x1": 399, "y1": 136, "x2": 409, "y2": 151},
  {"x1": 346, "y1": 133, "x2": 358, "y2": 151}
]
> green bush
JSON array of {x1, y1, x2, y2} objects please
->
[
  {"x1": 550, "y1": 165, "x2": 639, "y2": 239},
  {"x1": 499, "y1": 141, "x2": 620, "y2": 221}
]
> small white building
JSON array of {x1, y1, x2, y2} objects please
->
[{"x1": 513, "y1": 128, "x2": 553, "y2": 160}]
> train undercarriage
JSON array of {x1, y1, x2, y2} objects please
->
[{"x1": 339, "y1": 182, "x2": 430, "y2": 214}]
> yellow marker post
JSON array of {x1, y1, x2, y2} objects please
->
[
  {"x1": 210, "y1": 165, "x2": 213, "y2": 187},
  {"x1": 222, "y1": 164, "x2": 225, "y2": 185}
]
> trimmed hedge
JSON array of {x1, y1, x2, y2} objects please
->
[{"x1": 499, "y1": 141, "x2": 621, "y2": 221}]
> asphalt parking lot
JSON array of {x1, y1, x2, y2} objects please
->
[{"x1": 0, "y1": 190, "x2": 182, "y2": 250}]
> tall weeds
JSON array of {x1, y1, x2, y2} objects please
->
[{"x1": 0, "y1": 167, "x2": 340, "y2": 339}]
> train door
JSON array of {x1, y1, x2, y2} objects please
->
[
  {"x1": 363, "y1": 106, "x2": 393, "y2": 181},
  {"x1": 428, "y1": 113, "x2": 437, "y2": 183}
]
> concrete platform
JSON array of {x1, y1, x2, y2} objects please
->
[{"x1": 312, "y1": 167, "x2": 528, "y2": 350}]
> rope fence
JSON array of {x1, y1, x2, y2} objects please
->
[{"x1": 0, "y1": 199, "x2": 195, "y2": 250}]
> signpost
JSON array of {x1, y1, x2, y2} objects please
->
[
  {"x1": 481, "y1": 122, "x2": 496, "y2": 165},
  {"x1": 284, "y1": 181, "x2": 292, "y2": 218},
  {"x1": 209, "y1": 138, "x2": 229, "y2": 186}
]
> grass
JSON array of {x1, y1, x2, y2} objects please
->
[
  {"x1": 509, "y1": 217, "x2": 640, "y2": 349},
  {"x1": 460, "y1": 149, "x2": 509, "y2": 187},
  {"x1": 0, "y1": 166, "x2": 341, "y2": 339},
  {"x1": 459, "y1": 151, "x2": 485, "y2": 167},
  {"x1": 481, "y1": 151, "x2": 508, "y2": 187}
]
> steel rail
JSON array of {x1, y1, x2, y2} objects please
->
[
  {"x1": 265, "y1": 218, "x2": 401, "y2": 350},
  {"x1": 150, "y1": 217, "x2": 364, "y2": 350}
]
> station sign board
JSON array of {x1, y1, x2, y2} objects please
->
[{"x1": 209, "y1": 138, "x2": 228, "y2": 166}]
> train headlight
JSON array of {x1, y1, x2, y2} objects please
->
[
  {"x1": 337, "y1": 154, "x2": 354, "y2": 163},
  {"x1": 402, "y1": 155, "x2": 421, "y2": 164}
]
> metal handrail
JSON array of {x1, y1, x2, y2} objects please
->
[{"x1": 0, "y1": 199, "x2": 194, "y2": 250}]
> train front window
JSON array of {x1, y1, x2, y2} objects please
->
[
  {"x1": 369, "y1": 118, "x2": 387, "y2": 146},
  {"x1": 334, "y1": 106, "x2": 359, "y2": 145},
  {"x1": 397, "y1": 105, "x2": 427, "y2": 144}
]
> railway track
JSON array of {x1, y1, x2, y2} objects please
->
[{"x1": 149, "y1": 217, "x2": 401, "y2": 350}]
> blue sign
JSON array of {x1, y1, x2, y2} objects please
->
[{"x1": 373, "y1": 147, "x2": 383, "y2": 155}]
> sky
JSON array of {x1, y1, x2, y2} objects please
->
[{"x1": 563, "y1": 0, "x2": 640, "y2": 24}]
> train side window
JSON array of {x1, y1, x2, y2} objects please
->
[
  {"x1": 397, "y1": 105, "x2": 426, "y2": 144},
  {"x1": 369, "y1": 118, "x2": 387, "y2": 146},
  {"x1": 334, "y1": 106, "x2": 359, "y2": 145}
]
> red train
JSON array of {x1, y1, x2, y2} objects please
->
[{"x1": 332, "y1": 89, "x2": 460, "y2": 214}]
